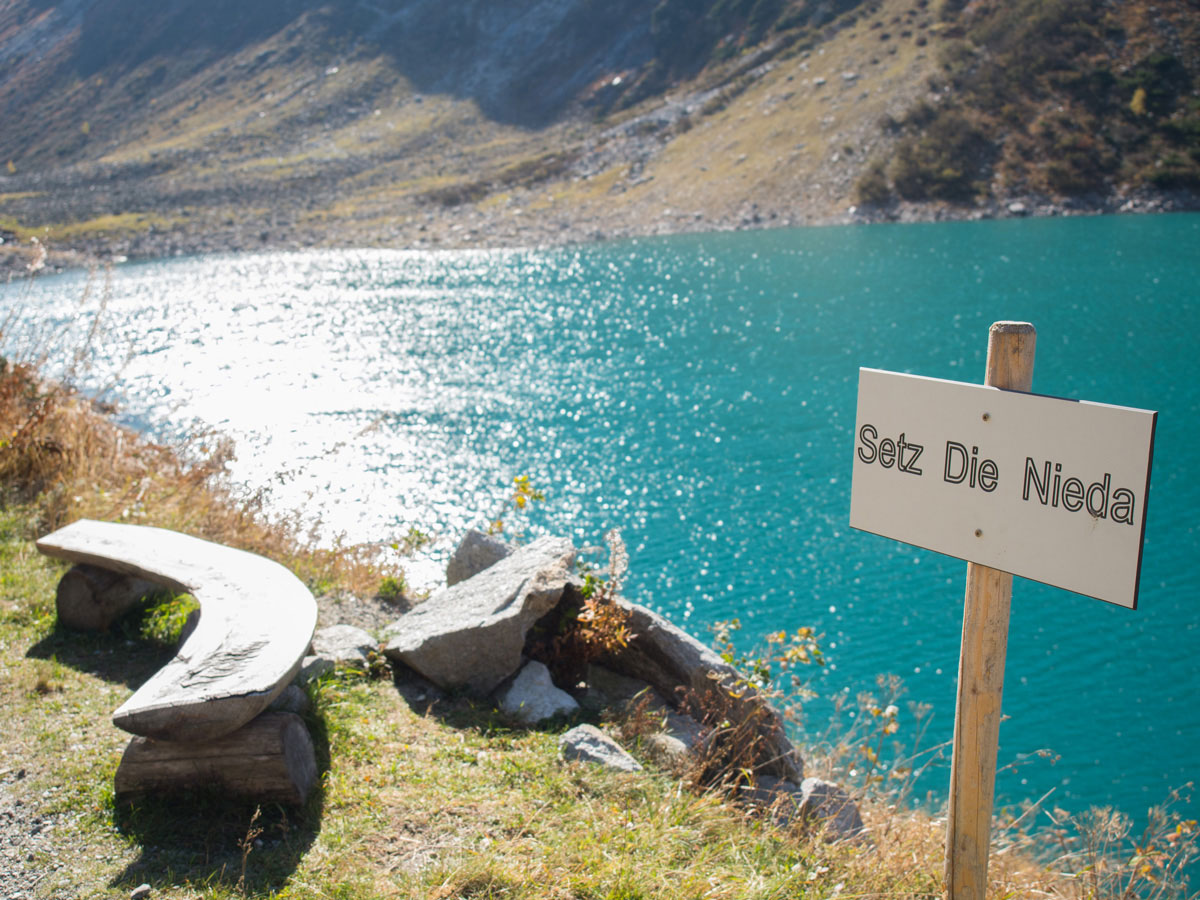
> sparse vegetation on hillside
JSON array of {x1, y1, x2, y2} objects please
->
[
  {"x1": 0, "y1": 0, "x2": 1195, "y2": 273},
  {"x1": 856, "y1": 0, "x2": 1200, "y2": 206}
]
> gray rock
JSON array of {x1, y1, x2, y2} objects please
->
[
  {"x1": 602, "y1": 597, "x2": 804, "y2": 782},
  {"x1": 498, "y1": 660, "x2": 580, "y2": 723},
  {"x1": 580, "y1": 663, "x2": 667, "y2": 713},
  {"x1": 797, "y1": 777, "x2": 865, "y2": 840},
  {"x1": 733, "y1": 775, "x2": 862, "y2": 838},
  {"x1": 131, "y1": 885, "x2": 152, "y2": 900},
  {"x1": 736, "y1": 774, "x2": 795, "y2": 809},
  {"x1": 559, "y1": 724, "x2": 642, "y2": 772},
  {"x1": 268, "y1": 684, "x2": 311, "y2": 716},
  {"x1": 645, "y1": 711, "x2": 707, "y2": 764},
  {"x1": 295, "y1": 655, "x2": 334, "y2": 684},
  {"x1": 382, "y1": 536, "x2": 575, "y2": 695},
  {"x1": 446, "y1": 529, "x2": 513, "y2": 586},
  {"x1": 311, "y1": 624, "x2": 376, "y2": 669}
]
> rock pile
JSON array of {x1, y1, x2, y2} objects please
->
[{"x1": 375, "y1": 528, "x2": 864, "y2": 840}]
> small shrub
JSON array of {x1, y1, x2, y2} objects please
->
[
  {"x1": 1144, "y1": 160, "x2": 1200, "y2": 190},
  {"x1": 1042, "y1": 785, "x2": 1200, "y2": 900},
  {"x1": 377, "y1": 574, "x2": 406, "y2": 603},
  {"x1": 1130, "y1": 87, "x2": 1148, "y2": 117},
  {"x1": 855, "y1": 158, "x2": 892, "y2": 205},
  {"x1": 486, "y1": 474, "x2": 544, "y2": 537},
  {"x1": 419, "y1": 180, "x2": 490, "y2": 208},
  {"x1": 674, "y1": 619, "x2": 827, "y2": 791},
  {"x1": 529, "y1": 529, "x2": 634, "y2": 686},
  {"x1": 393, "y1": 525, "x2": 431, "y2": 556},
  {"x1": 1118, "y1": 52, "x2": 1191, "y2": 119},
  {"x1": 135, "y1": 591, "x2": 200, "y2": 647},
  {"x1": 709, "y1": 617, "x2": 824, "y2": 691},
  {"x1": 1161, "y1": 108, "x2": 1200, "y2": 147},
  {"x1": 890, "y1": 108, "x2": 992, "y2": 202},
  {"x1": 495, "y1": 151, "x2": 578, "y2": 189}
]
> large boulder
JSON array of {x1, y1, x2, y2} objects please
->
[
  {"x1": 446, "y1": 529, "x2": 513, "y2": 586},
  {"x1": 382, "y1": 536, "x2": 575, "y2": 695},
  {"x1": 600, "y1": 597, "x2": 804, "y2": 783}
]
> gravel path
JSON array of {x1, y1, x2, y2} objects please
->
[{"x1": 0, "y1": 770, "x2": 72, "y2": 898}]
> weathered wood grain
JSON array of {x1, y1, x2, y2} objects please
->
[
  {"x1": 36, "y1": 519, "x2": 316, "y2": 743},
  {"x1": 945, "y1": 322, "x2": 1035, "y2": 900},
  {"x1": 114, "y1": 711, "x2": 317, "y2": 806}
]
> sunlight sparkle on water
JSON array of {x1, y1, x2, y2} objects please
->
[{"x1": 2, "y1": 216, "x2": 1198, "y2": 822}]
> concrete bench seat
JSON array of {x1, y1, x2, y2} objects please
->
[{"x1": 36, "y1": 519, "x2": 317, "y2": 743}]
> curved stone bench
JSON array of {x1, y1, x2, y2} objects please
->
[{"x1": 36, "y1": 519, "x2": 317, "y2": 743}]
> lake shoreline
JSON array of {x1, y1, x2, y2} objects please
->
[
  {"x1": 3, "y1": 183, "x2": 1197, "y2": 282},
  {"x1": 2, "y1": 214, "x2": 1198, "y2": 851}
]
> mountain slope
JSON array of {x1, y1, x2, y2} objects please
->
[
  {"x1": 0, "y1": 0, "x2": 1195, "y2": 271},
  {"x1": 854, "y1": 0, "x2": 1200, "y2": 207}
]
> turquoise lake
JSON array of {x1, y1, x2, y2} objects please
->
[{"x1": 3, "y1": 212, "x2": 1197, "y2": 826}]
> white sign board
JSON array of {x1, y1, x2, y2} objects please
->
[{"x1": 849, "y1": 368, "x2": 1156, "y2": 608}]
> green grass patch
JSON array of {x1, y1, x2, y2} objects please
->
[
  {"x1": 130, "y1": 591, "x2": 201, "y2": 647},
  {"x1": 0, "y1": 511, "x2": 886, "y2": 898},
  {"x1": 45, "y1": 212, "x2": 174, "y2": 241},
  {"x1": 0, "y1": 212, "x2": 174, "y2": 244},
  {"x1": 0, "y1": 191, "x2": 42, "y2": 205}
]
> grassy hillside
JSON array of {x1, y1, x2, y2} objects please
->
[{"x1": 0, "y1": 0, "x2": 1196, "y2": 274}]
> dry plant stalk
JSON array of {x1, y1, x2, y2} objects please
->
[
  {"x1": 531, "y1": 529, "x2": 635, "y2": 685},
  {"x1": 676, "y1": 679, "x2": 794, "y2": 792},
  {"x1": 236, "y1": 805, "x2": 263, "y2": 895}
]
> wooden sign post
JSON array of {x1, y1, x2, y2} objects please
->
[
  {"x1": 848, "y1": 321, "x2": 1157, "y2": 900},
  {"x1": 944, "y1": 322, "x2": 1035, "y2": 900}
]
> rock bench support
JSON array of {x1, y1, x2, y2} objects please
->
[
  {"x1": 36, "y1": 519, "x2": 318, "y2": 743},
  {"x1": 54, "y1": 563, "x2": 158, "y2": 631}
]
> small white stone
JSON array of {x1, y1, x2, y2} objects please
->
[{"x1": 499, "y1": 661, "x2": 579, "y2": 724}]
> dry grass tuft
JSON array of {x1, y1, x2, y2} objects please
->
[{"x1": 0, "y1": 294, "x2": 404, "y2": 598}]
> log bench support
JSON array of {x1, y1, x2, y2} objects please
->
[
  {"x1": 114, "y1": 711, "x2": 318, "y2": 806},
  {"x1": 37, "y1": 519, "x2": 320, "y2": 805}
]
